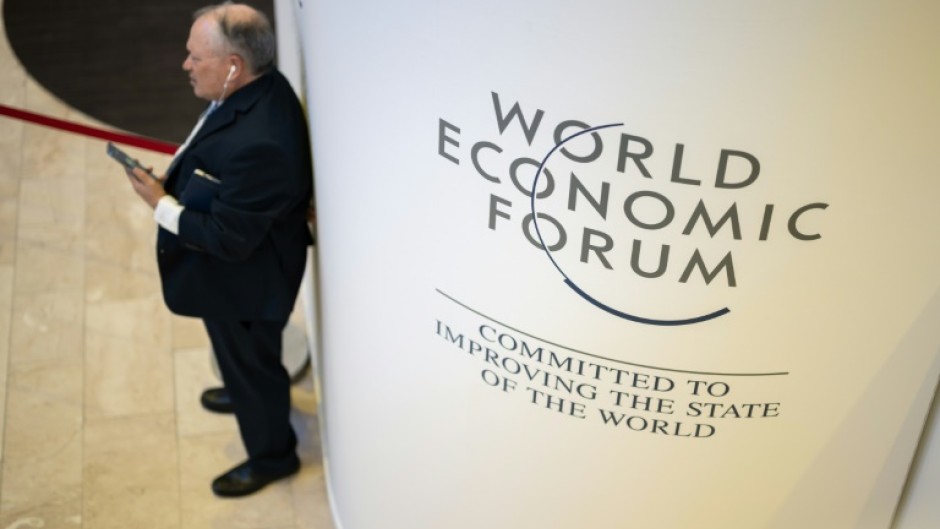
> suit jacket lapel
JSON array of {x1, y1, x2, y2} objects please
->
[
  {"x1": 189, "y1": 73, "x2": 269, "y2": 148},
  {"x1": 166, "y1": 73, "x2": 271, "y2": 182}
]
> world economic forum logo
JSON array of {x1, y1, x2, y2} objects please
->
[{"x1": 438, "y1": 92, "x2": 828, "y2": 326}]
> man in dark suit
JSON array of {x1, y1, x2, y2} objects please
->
[{"x1": 126, "y1": 1, "x2": 312, "y2": 497}]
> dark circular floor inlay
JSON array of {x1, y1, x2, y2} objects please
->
[{"x1": 4, "y1": 0, "x2": 275, "y2": 143}]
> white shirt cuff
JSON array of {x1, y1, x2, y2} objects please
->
[{"x1": 154, "y1": 195, "x2": 184, "y2": 235}]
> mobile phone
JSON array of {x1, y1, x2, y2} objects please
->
[{"x1": 107, "y1": 142, "x2": 159, "y2": 181}]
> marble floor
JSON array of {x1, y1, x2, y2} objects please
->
[{"x1": 0, "y1": 9, "x2": 335, "y2": 529}]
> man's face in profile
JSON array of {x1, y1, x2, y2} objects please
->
[{"x1": 182, "y1": 16, "x2": 230, "y2": 101}]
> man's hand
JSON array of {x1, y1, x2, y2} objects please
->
[{"x1": 126, "y1": 167, "x2": 167, "y2": 209}]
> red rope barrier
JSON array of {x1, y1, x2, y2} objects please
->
[{"x1": 0, "y1": 103, "x2": 179, "y2": 155}]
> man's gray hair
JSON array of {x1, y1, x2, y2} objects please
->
[{"x1": 195, "y1": 2, "x2": 276, "y2": 75}]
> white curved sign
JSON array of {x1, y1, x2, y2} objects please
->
[{"x1": 297, "y1": 2, "x2": 940, "y2": 528}]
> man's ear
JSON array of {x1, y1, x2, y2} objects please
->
[{"x1": 227, "y1": 55, "x2": 247, "y2": 79}]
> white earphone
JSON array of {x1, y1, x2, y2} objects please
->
[{"x1": 218, "y1": 65, "x2": 237, "y2": 102}]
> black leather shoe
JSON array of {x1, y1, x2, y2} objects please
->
[
  {"x1": 211, "y1": 460, "x2": 300, "y2": 498},
  {"x1": 200, "y1": 387, "x2": 234, "y2": 414}
]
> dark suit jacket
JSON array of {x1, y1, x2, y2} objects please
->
[{"x1": 158, "y1": 70, "x2": 313, "y2": 322}]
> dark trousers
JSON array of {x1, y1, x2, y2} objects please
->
[{"x1": 204, "y1": 319, "x2": 299, "y2": 474}]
